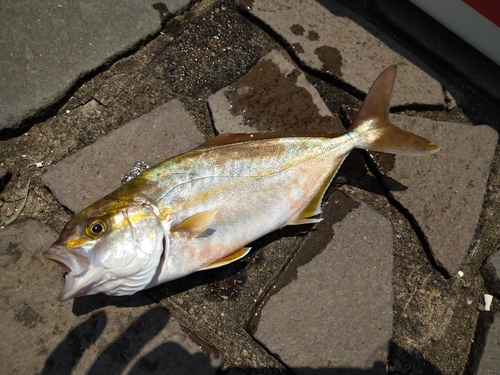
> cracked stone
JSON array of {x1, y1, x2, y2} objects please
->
[
  {"x1": 41, "y1": 99, "x2": 205, "y2": 213},
  {"x1": 253, "y1": 199, "x2": 393, "y2": 373},
  {"x1": 381, "y1": 115, "x2": 498, "y2": 275},
  {"x1": 245, "y1": 0, "x2": 445, "y2": 107},
  {"x1": 0, "y1": 0, "x2": 169, "y2": 131}
]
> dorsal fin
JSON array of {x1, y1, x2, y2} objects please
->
[
  {"x1": 171, "y1": 210, "x2": 218, "y2": 238},
  {"x1": 201, "y1": 247, "x2": 252, "y2": 270},
  {"x1": 196, "y1": 131, "x2": 343, "y2": 149},
  {"x1": 286, "y1": 162, "x2": 343, "y2": 226}
]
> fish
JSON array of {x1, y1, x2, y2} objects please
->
[{"x1": 43, "y1": 65, "x2": 439, "y2": 302}]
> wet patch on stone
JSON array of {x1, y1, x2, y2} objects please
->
[
  {"x1": 314, "y1": 45, "x2": 342, "y2": 77},
  {"x1": 14, "y1": 303, "x2": 46, "y2": 328},
  {"x1": 220, "y1": 51, "x2": 343, "y2": 133},
  {"x1": 291, "y1": 42, "x2": 304, "y2": 54},
  {"x1": 181, "y1": 325, "x2": 220, "y2": 360},
  {"x1": 290, "y1": 24, "x2": 304, "y2": 36},
  {"x1": 307, "y1": 30, "x2": 319, "y2": 41}
]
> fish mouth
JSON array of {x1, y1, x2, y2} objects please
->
[
  {"x1": 43, "y1": 245, "x2": 91, "y2": 302},
  {"x1": 43, "y1": 245, "x2": 90, "y2": 274}
]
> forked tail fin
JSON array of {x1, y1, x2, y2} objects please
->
[{"x1": 348, "y1": 65, "x2": 439, "y2": 155}]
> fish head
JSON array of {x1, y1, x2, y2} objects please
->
[{"x1": 44, "y1": 195, "x2": 166, "y2": 301}]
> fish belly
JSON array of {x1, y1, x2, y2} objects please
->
[{"x1": 156, "y1": 151, "x2": 347, "y2": 283}]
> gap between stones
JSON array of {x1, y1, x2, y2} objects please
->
[{"x1": 361, "y1": 150, "x2": 450, "y2": 277}]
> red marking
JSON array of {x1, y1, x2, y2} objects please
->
[{"x1": 463, "y1": 0, "x2": 500, "y2": 27}]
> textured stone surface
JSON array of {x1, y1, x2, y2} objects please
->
[
  {"x1": 0, "y1": 1, "x2": 158, "y2": 131},
  {"x1": 42, "y1": 100, "x2": 205, "y2": 213},
  {"x1": 382, "y1": 116, "x2": 498, "y2": 275},
  {"x1": 0, "y1": 0, "x2": 194, "y2": 131},
  {"x1": 254, "y1": 202, "x2": 393, "y2": 373},
  {"x1": 470, "y1": 313, "x2": 500, "y2": 375},
  {"x1": 481, "y1": 250, "x2": 500, "y2": 299},
  {"x1": 246, "y1": 0, "x2": 445, "y2": 107},
  {"x1": 209, "y1": 49, "x2": 343, "y2": 134},
  {"x1": 0, "y1": 218, "x2": 221, "y2": 375},
  {"x1": 375, "y1": 0, "x2": 500, "y2": 101}
]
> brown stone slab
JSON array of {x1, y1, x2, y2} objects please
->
[
  {"x1": 383, "y1": 115, "x2": 498, "y2": 275},
  {"x1": 253, "y1": 199, "x2": 393, "y2": 373},
  {"x1": 41, "y1": 100, "x2": 205, "y2": 213}
]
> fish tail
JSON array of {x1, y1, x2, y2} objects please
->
[{"x1": 347, "y1": 65, "x2": 439, "y2": 155}]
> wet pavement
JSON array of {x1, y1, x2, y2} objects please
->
[{"x1": 1, "y1": 0, "x2": 500, "y2": 374}]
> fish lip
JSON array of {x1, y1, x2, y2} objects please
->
[
  {"x1": 57, "y1": 272, "x2": 77, "y2": 302},
  {"x1": 43, "y1": 245, "x2": 91, "y2": 302},
  {"x1": 43, "y1": 245, "x2": 90, "y2": 274},
  {"x1": 43, "y1": 252, "x2": 72, "y2": 273}
]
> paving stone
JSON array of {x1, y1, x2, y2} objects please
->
[
  {"x1": 477, "y1": 313, "x2": 500, "y2": 375},
  {"x1": 245, "y1": 0, "x2": 445, "y2": 108},
  {"x1": 382, "y1": 115, "x2": 498, "y2": 275},
  {"x1": 0, "y1": 0, "x2": 193, "y2": 131},
  {"x1": 253, "y1": 201, "x2": 393, "y2": 374},
  {"x1": 42, "y1": 99, "x2": 205, "y2": 213},
  {"x1": 468, "y1": 313, "x2": 500, "y2": 375},
  {"x1": 480, "y1": 250, "x2": 500, "y2": 299},
  {"x1": 208, "y1": 49, "x2": 344, "y2": 134},
  {"x1": 375, "y1": 0, "x2": 500, "y2": 101},
  {"x1": 0, "y1": 218, "x2": 221, "y2": 374}
]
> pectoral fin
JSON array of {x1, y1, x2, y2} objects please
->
[
  {"x1": 201, "y1": 247, "x2": 252, "y2": 270},
  {"x1": 171, "y1": 210, "x2": 218, "y2": 238}
]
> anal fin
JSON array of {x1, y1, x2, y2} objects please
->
[
  {"x1": 201, "y1": 247, "x2": 252, "y2": 270},
  {"x1": 286, "y1": 162, "x2": 343, "y2": 226}
]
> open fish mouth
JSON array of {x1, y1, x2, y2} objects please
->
[
  {"x1": 43, "y1": 245, "x2": 90, "y2": 274},
  {"x1": 43, "y1": 246, "x2": 92, "y2": 301},
  {"x1": 43, "y1": 252, "x2": 73, "y2": 273}
]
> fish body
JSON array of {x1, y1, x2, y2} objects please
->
[{"x1": 44, "y1": 66, "x2": 439, "y2": 301}]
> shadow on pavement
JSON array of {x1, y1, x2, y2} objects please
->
[{"x1": 41, "y1": 303, "x2": 444, "y2": 375}]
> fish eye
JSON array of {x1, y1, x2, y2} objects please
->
[
  {"x1": 87, "y1": 220, "x2": 106, "y2": 237},
  {"x1": 91, "y1": 223, "x2": 103, "y2": 233}
]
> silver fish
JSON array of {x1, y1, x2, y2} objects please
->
[{"x1": 43, "y1": 65, "x2": 439, "y2": 301}]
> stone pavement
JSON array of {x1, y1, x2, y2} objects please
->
[{"x1": 1, "y1": 1, "x2": 500, "y2": 374}]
